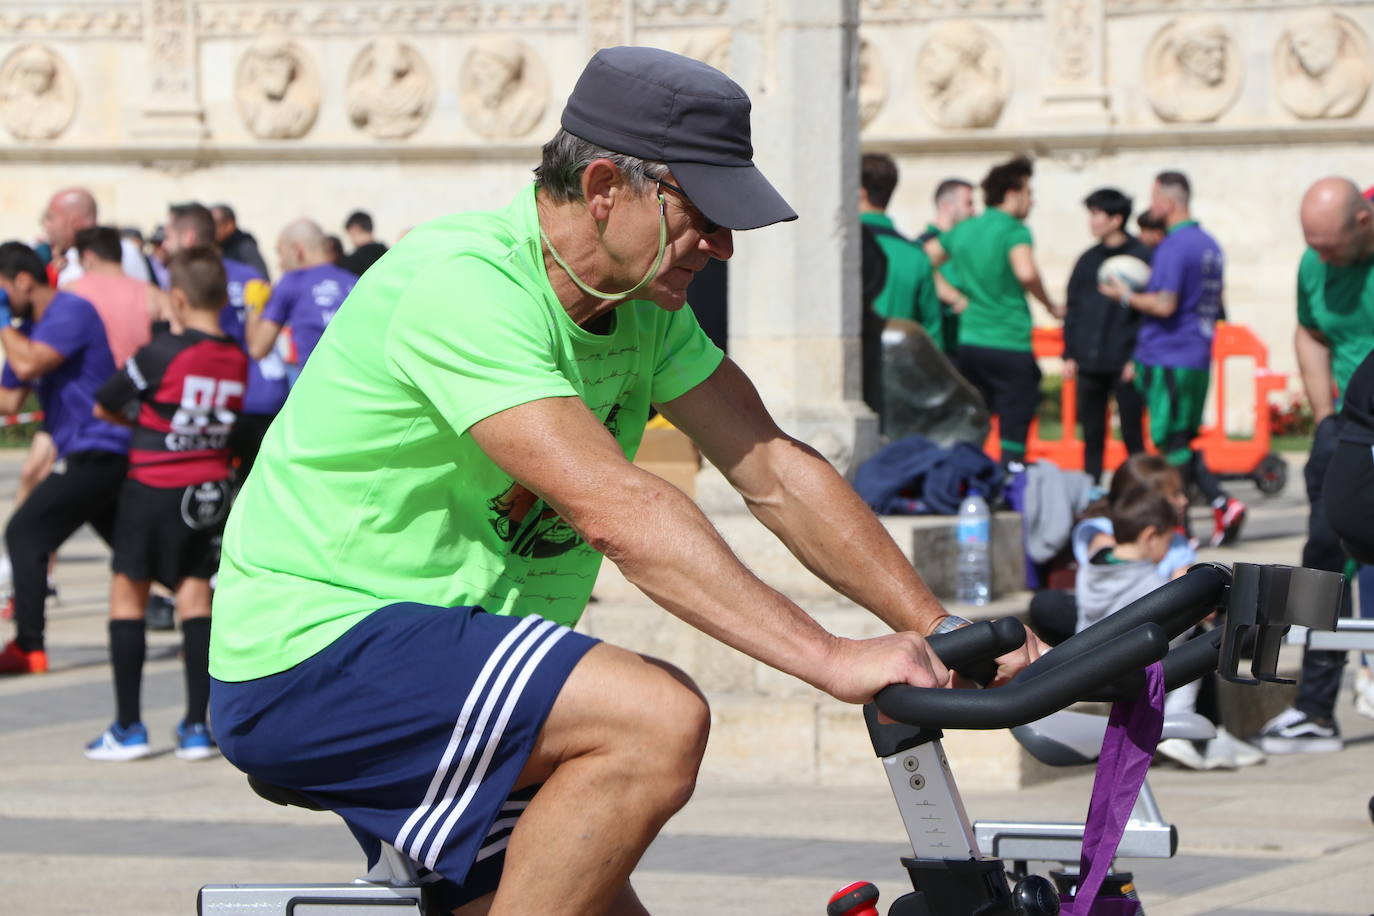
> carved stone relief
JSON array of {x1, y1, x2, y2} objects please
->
[
  {"x1": 459, "y1": 39, "x2": 549, "y2": 140},
  {"x1": 346, "y1": 38, "x2": 435, "y2": 139},
  {"x1": 679, "y1": 33, "x2": 731, "y2": 75},
  {"x1": 915, "y1": 22, "x2": 1009, "y2": 129},
  {"x1": 858, "y1": 38, "x2": 887, "y2": 127},
  {"x1": 1144, "y1": 18, "x2": 1243, "y2": 123},
  {"x1": 235, "y1": 38, "x2": 320, "y2": 139},
  {"x1": 1275, "y1": 11, "x2": 1371, "y2": 120},
  {"x1": 0, "y1": 44, "x2": 77, "y2": 141}
]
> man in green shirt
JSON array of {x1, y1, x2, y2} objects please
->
[
  {"x1": 858, "y1": 154, "x2": 942, "y2": 341},
  {"x1": 1260, "y1": 177, "x2": 1374, "y2": 754},
  {"x1": 209, "y1": 47, "x2": 1043, "y2": 915},
  {"x1": 927, "y1": 156, "x2": 1063, "y2": 466},
  {"x1": 918, "y1": 177, "x2": 975, "y2": 353}
]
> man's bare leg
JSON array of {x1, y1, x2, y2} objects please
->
[{"x1": 465, "y1": 643, "x2": 708, "y2": 916}]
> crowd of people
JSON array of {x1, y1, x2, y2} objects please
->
[
  {"x1": 0, "y1": 188, "x2": 385, "y2": 760},
  {"x1": 862, "y1": 154, "x2": 1374, "y2": 767},
  {"x1": 0, "y1": 44, "x2": 1371, "y2": 912}
]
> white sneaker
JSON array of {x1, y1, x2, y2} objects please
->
[
  {"x1": 0, "y1": 553, "x2": 11, "y2": 593},
  {"x1": 1206, "y1": 726, "x2": 1264, "y2": 768},
  {"x1": 1156, "y1": 737, "x2": 1207, "y2": 770},
  {"x1": 1354, "y1": 669, "x2": 1374, "y2": 720}
]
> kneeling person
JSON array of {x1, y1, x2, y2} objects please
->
[{"x1": 86, "y1": 247, "x2": 248, "y2": 761}]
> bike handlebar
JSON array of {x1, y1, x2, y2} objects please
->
[{"x1": 873, "y1": 564, "x2": 1233, "y2": 730}]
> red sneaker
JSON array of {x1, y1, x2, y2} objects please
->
[
  {"x1": 0, "y1": 639, "x2": 47, "y2": 674},
  {"x1": 1210, "y1": 498, "x2": 1247, "y2": 547}
]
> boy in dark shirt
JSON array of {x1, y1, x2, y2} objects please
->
[{"x1": 86, "y1": 247, "x2": 248, "y2": 760}]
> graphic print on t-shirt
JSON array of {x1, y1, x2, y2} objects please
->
[{"x1": 485, "y1": 404, "x2": 624, "y2": 559}]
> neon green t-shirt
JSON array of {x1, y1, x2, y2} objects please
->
[
  {"x1": 1296, "y1": 246, "x2": 1374, "y2": 398},
  {"x1": 940, "y1": 208, "x2": 1034, "y2": 352},
  {"x1": 210, "y1": 184, "x2": 724, "y2": 682}
]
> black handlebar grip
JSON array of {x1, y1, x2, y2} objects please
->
[
  {"x1": 1013, "y1": 564, "x2": 1229, "y2": 688},
  {"x1": 926, "y1": 617, "x2": 1027, "y2": 686},
  {"x1": 874, "y1": 623, "x2": 1169, "y2": 729}
]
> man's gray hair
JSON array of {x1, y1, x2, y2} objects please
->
[{"x1": 534, "y1": 129, "x2": 669, "y2": 202}]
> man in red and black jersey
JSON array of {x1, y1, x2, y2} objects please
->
[{"x1": 87, "y1": 246, "x2": 248, "y2": 761}]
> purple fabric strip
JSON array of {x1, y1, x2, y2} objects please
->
[{"x1": 1059, "y1": 662, "x2": 1164, "y2": 916}]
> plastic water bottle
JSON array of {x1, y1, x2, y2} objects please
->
[{"x1": 955, "y1": 491, "x2": 991, "y2": 606}]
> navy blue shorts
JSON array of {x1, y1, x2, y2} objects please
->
[{"x1": 210, "y1": 604, "x2": 599, "y2": 908}]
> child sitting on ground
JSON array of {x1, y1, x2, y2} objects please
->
[
  {"x1": 1074, "y1": 483, "x2": 1178, "y2": 633},
  {"x1": 84, "y1": 246, "x2": 248, "y2": 761}
]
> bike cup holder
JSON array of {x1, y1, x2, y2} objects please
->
[{"x1": 1218, "y1": 563, "x2": 1344, "y2": 685}]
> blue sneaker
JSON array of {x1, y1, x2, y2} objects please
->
[
  {"x1": 85, "y1": 722, "x2": 151, "y2": 761},
  {"x1": 175, "y1": 721, "x2": 217, "y2": 761}
]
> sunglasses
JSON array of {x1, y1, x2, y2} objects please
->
[{"x1": 656, "y1": 178, "x2": 722, "y2": 235}]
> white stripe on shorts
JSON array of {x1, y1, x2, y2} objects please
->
[
  {"x1": 418, "y1": 622, "x2": 568, "y2": 868},
  {"x1": 395, "y1": 616, "x2": 569, "y2": 868},
  {"x1": 392, "y1": 615, "x2": 544, "y2": 855}
]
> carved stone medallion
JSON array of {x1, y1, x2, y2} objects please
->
[
  {"x1": 459, "y1": 39, "x2": 548, "y2": 140},
  {"x1": 858, "y1": 38, "x2": 887, "y2": 128},
  {"x1": 1144, "y1": 18, "x2": 1243, "y2": 124},
  {"x1": 679, "y1": 33, "x2": 731, "y2": 75},
  {"x1": 235, "y1": 38, "x2": 320, "y2": 140},
  {"x1": 915, "y1": 22, "x2": 1008, "y2": 129},
  {"x1": 0, "y1": 44, "x2": 77, "y2": 141},
  {"x1": 1275, "y1": 12, "x2": 1372, "y2": 120},
  {"x1": 346, "y1": 38, "x2": 435, "y2": 139}
]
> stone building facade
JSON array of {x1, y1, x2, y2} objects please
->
[{"x1": 0, "y1": 0, "x2": 1371, "y2": 391}]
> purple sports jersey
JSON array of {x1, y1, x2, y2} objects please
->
[
  {"x1": 1134, "y1": 221, "x2": 1223, "y2": 371},
  {"x1": 0, "y1": 292, "x2": 130, "y2": 458},
  {"x1": 262, "y1": 263, "x2": 357, "y2": 368},
  {"x1": 219, "y1": 257, "x2": 289, "y2": 416}
]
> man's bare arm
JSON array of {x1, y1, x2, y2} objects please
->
[
  {"x1": 0, "y1": 330, "x2": 64, "y2": 381},
  {"x1": 658, "y1": 359, "x2": 1043, "y2": 684},
  {"x1": 1102, "y1": 277, "x2": 1178, "y2": 319},
  {"x1": 468, "y1": 395, "x2": 950, "y2": 703},
  {"x1": 932, "y1": 270, "x2": 968, "y2": 313},
  {"x1": 1295, "y1": 324, "x2": 1336, "y2": 423},
  {"x1": 1009, "y1": 244, "x2": 1064, "y2": 319},
  {"x1": 245, "y1": 310, "x2": 282, "y2": 360},
  {"x1": 923, "y1": 237, "x2": 949, "y2": 268},
  {"x1": 0, "y1": 385, "x2": 27, "y2": 415}
]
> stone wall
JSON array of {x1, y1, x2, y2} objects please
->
[{"x1": 1, "y1": 0, "x2": 1371, "y2": 386}]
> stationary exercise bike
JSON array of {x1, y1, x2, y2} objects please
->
[
  {"x1": 827, "y1": 561, "x2": 1344, "y2": 916},
  {"x1": 198, "y1": 562, "x2": 1342, "y2": 915}
]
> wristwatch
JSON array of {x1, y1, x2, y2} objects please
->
[{"x1": 931, "y1": 614, "x2": 972, "y2": 636}]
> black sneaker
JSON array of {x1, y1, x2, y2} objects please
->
[{"x1": 1257, "y1": 707, "x2": 1342, "y2": 754}]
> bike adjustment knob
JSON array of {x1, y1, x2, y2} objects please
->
[
  {"x1": 827, "y1": 881, "x2": 879, "y2": 916},
  {"x1": 1012, "y1": 875, "x2": 1060, "y2": 916}
]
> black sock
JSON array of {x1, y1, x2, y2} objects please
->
[
  {"x1": 110, "y1": 619, "x2": 146, "y2": 728},
  {"x1": 181, "y1": 617, "x2": 212, "y2": 726}
]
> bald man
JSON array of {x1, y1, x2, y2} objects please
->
[
  {"x1": 1259, "y1": 177, "x2": 1374, "y2": 755},
  {"x1": 42, "y1": 188, "x2": 151, "y2": 286},
  {"x1": 245, "y1": 219, "x2": 357, "y2": 374}
]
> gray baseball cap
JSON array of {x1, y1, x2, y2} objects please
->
[{"x1": 560, "y1": 46, "x2": 797, "y2": 232}]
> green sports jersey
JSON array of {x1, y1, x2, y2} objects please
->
[
  {"x1": 861, "y1": 212, "x2": 942, "y2": 347},
  {"x1": 1296, "y1": 247, "x2": 1374, "y2": 397},
  {"x1": 210, "y1": 184, "x2": 724, "y2": 682},
  {"x1": 940, "y1": 209, "x2": 1034, "y2": 352}
]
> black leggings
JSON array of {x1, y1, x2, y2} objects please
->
[
  {"x1": 7, "y1": 450, "x2": 127, "y2": 651},
  {"x1": 1076, "y1": 369, "x2": 1145, "y2": 483},
  {"x1": 957, "y1": 345, "x2": 1042, "y2": 460}
]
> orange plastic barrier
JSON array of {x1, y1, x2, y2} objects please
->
[{"x1": 983, "y1": 323, "x2": 1287, "y2": 479}]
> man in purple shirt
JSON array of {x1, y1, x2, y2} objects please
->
[
  {"x1": 1101, "y1": 171, "x2": 1245, "y2": 547},
  {"x1": 246, "y1": 219, "x2": 357, "y2": 374},
  {"x1": 0, "y1": 242, "x2": 130, "y2": 675},
  {"x1": 164, "y1": 203, "x2": 288, "y2": 481}
]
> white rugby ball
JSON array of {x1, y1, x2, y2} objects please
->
[{"x1": 1097, "y1": 254, "x2": 1151, "y2": 292}]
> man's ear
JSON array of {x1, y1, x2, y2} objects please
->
[{"x1": 580, "y1": 158, "x2": 623, "y2": 223}]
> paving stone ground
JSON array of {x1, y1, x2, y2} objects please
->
[{"x1": 2, "y1": 450, "x2": 1372, "y2": 915}]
